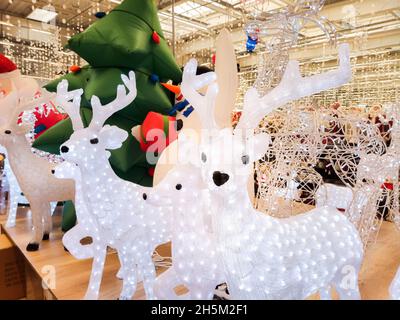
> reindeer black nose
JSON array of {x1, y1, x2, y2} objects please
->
[
  {"x1": 60, "y1": 146, "x2": 69, "y2": 153},
  {"x1": 213, "y1": 171, "x2": 230, "y2": 186},
  {"x1": 51, "y1": 169, "x2": 55, "y2": 175}
]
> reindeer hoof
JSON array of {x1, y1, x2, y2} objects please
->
[
  {"x1": 26, "y1": 243, "x2": 39, "y2": 251},
  {"x1": 42, "y1": 233, "x2": 50, "y2": 241}
]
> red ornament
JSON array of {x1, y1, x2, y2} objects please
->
[
  {"x1": 152, "y1": 31, "x2": 160, "y2": 44},
  {"x1": 148, "y1": 167, "x2": 155, "y2": 177},
  {"x1": 212, "y1": 54, "x2": 216, "y2": 65},
  {"x1": 69, "y1": 65, "x2": 82, "y2": 73},
  {"x1": 0, "y1": 53, "x2": 17, "y2": 74}
]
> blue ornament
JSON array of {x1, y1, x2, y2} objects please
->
[
  {"x1": 34, "y1": 124, "x2": 47, "y2": 135},
  {"x1": 168, "y1": 100, "x2": 190, "y2": 116},
  {"x1": 95, "y1": 12, "x2": 107, "y2": 19},
  {"x1": 183, "y1": 106, "x2": 195, "y2": 118},
  {"x1": 246, "y1": 36, "x2": 258, "y2": 53},
  {"x1": 150, "y1": 74, "x2": 160, "y2": 83}
]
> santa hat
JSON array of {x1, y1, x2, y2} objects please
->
[{"x1": 0, "y1": 53, "x2": 17, "y2": 74}]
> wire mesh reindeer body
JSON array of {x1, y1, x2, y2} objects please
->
[
  {"x1": 255, "y1": 105, "x2": 325, "y2": 217},
  {"x1": 316, "y1": 106, "x2": 398, "y2": 246}
]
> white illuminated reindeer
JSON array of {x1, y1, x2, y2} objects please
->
[
  {"x1": 0, "y1": 88, "x2": 74, "y2": 251},
  {"x1": 181, "y1": 43, "x2": 364, "y2": 299},
  {"x1": 142, "y1": 137, "x2": 224, "y2": 300},
  {"x1": 55, "y1": 72, "x2": 171, "y2": 300}
]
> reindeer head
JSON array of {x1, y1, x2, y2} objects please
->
[
  {"x1": 0, "y1": 84, "x2": 54, "y2": 146},
  {"x1": 58, "y1": 72, "x2": 136, "y2": 167},
  {"x1": 52, "y1": 160, "x2": 80, "y2": 181},
  {"x1": 143, "y1": 136, "x2": 206, "y2": 208},
  {"x1": 181, "y1": 44, "x2": 351, "y2": 196}
]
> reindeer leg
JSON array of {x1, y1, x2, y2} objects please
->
[
  {"x1": 26, "y1": 202, "x2": 47, "y2": 251},
  {"x1": 119, "y1": 253, "x2": 138, "y2": 300},
  {"x1": 50, "y1": 202, "x2": 57, "y2": 216},
  {"x1": 116, "y1": 253, "x2": 124, "y2": 280},
  {"x1": 63, "y1": 225, "x2": 94, "y2": 259},
  {"x1": 83, "y1": 245, "x2": 107, "y2": 300},
  {"x1": 141, "y1": 255, "x2": 157, "y2": 300},
  {"x1": 154, "y1": 267, "x2": 187, "y2": 300},
  {"x1": 42, "y1": 202, "x2": 52, "y2": 241},
  {"x1": 5, "y1": 175, "x2": 20, "y2": 228}
]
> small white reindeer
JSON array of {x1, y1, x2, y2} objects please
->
[
  {"x1": 0, "y1": 87, "x2": 75, "y2": 250},
  {"x1": 142, "y1": 137, "x2": 224, "y2": 300},
  {"x1": 55, "y1": 72, "x2": 171, "y2": 300},
  {"x1": 180, "y1": 43, "x2": 364, "y2": 299}
]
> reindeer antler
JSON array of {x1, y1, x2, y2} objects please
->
[
  {"x1": 236, "y1": 43, "x2": 351, "y2": 131},
  {"x1": 89, "y1": 71, "x2": 137, "y2": 130},
  {"x1": 56, "y1": 80, "x2": 84, "y2": 131},
  {"x1": 181, "y1": 59, "x2": 219, "y2": 131}
]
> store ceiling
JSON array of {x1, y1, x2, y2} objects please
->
[
  {"x1": 0, "y1": 0, "x2": 398, "y2": 105},
  {"x1": 1, "y1": 0, "x2": 399, "y2": 53}
]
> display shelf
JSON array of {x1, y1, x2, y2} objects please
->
[{"x1": 0, "y1": 207, "x2": 399, "y2": 300}]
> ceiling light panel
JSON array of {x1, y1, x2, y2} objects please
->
[{"x1": 27, "y1": 8, "x2": 58, "y2": 23}]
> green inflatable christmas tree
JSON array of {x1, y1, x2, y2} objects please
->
[{"x1": 33, "y1": 0, "x2": 182, "y2": 230}]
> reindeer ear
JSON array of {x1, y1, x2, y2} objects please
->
[
  {"x1": 99, "y1": 125, "x2": 129, "y2": 150},
  {"x1": 247, "y1": 133, "x2": 271, "y2": 162}
]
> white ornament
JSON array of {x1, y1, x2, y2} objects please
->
[
  {"x1": 180, "y1": 43, "x2": 363, "y2": 299},
  {"x1": 55, "y1": 72, "x2": 171, "y2": 300},
  {"x1": 0, "y1": 82, "x2": 74, "y2": 251}
]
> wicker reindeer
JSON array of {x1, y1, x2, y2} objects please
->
[
  {"x1": 55, "y1": 72, "x2": 171, "y2": 300},
  {"x1": 0, "y1": 88, "x2": 74, "y2": 251},
  {"x1": 180, "y1": 43, "x2": 364, "y2": 299}
]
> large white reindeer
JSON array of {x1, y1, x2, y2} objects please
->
[
  {"x1": 181, "y1": 43, "x2": 364, "y2": 299},
  {"x1": 0, "y1": 88, "x2": 75, "y2": 251},
  {"x1": 55, "y1": 72, "x2": 171, "y2": 300}
]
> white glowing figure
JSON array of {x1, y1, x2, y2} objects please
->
[
  {"x1": 390, "y1": 266, "x2": 400, "y2": 300},
  {"x1": 0, "y1": 86, "x2": 74, "y2": 251},
  {"x1": 144, "y1": 138, "x2": 224, "y2": 300},
  {"x1": 55, "y1": 72, "x2": 171, "y2": 300},
  {"x1": 181, "y1": 43, "x2": 364, "y2": 299},
  {"x1": 316, "y1": 183, "x2": 353, "y2": 212}
]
